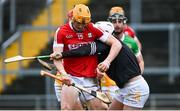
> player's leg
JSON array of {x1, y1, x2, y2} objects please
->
[
  {"x1": 61, "y1": 85, "x2": 83, "y2": 110},
  {"x1": 108, "y1": 88, "x2": 124, "y2": 110},
  {"x1": 54, "y1": 81, "x2": 84, "y2": 110},
  {"x1": 101, "y1": 85, "x2": 120, "y2": 100},
  {"x1": 76, "y1": 77, "x2": 108, "y2": 110},
  {"x1": 122, "y1": 75, "x2": 149, "y2": 110},
  {"x1": 88, "y1": 98, "x2": 108, "y2": 110},
  {"x1": 109, "y1": 98, "x2": 124, "y2": 110},
  {"x1": 98, "y1": 85, "x2": 120, "y2": 109},
  {"x1": 72, "y1": 100, "x2": 84, "y2": 110},
  {"x1": 38, "y1": 60, "x2": 84, "y2": 109},
  {"x1": 123, "y1": 104, "x2": 141, "y2": 110}
]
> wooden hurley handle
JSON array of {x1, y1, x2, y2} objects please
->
[{"x1": 40, "y1": 70, "x2": 62, "y2": 82}]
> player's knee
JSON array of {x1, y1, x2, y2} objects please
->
[
  {"x1": 61, "y1": 103, "x2": 72, "y2": 110},
  {"x1": 89, "y1": 99, "x2": 108, "y2": 110},
  {"x1": 90, "y1": 103, "x2": 108, "y2": 110},
  {"x1": 95, "y1": 102, "x2": 108, "y2": 110}
]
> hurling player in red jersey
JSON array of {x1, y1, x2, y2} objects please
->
[
  {"x1": 109, "y1": 6, "x2": 142, "y2": 50},
  {"x1": 52, "y1": 4, "x2": 121, "y2": 110}
]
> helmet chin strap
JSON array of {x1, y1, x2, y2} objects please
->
[
  {"x1": 112, "y1": 30, "x2": 124, "y2": 40},
  {"x1": 74, "y1": 28, "x2": 83, "y2": 33},
  {"x1": 112, "y1": 31, "x2": 120, "y2": 36},
  {"x1": 72, "y1": 22, "x2": 83, "y2": 32}
]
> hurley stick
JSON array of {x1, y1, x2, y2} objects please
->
[
  {"x1": 4, "y1": 55, "x2": 50, "y2": 63},
  {"x1": 40, "y1": 70, "x2": 111, "y2": 104}
]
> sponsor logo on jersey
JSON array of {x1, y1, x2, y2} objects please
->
[
  {"x1": 68, "y1": 42, "x2": 90, "y2": 50},
  {"x1": 66, "y1": 35, "x2": 73, "y2": 39}
]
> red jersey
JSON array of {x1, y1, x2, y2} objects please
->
[
  {"x1": 124, "y1": 25, "x2": 135, "y2": 38},
  {"x1": 54, "y1": 22, "x2": 109, "y2": 77}
]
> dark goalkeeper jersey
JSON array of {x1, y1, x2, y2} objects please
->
[{"x1": 62, "y1": 40, "x2": 141, "y2": 88}]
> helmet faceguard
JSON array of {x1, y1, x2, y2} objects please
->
[
  {"x1": 108, "y1": 6, "x2": 127, "y2": 24},
  {"x1": 108, "y1": 13, "x2": 127, "y2": 24}
]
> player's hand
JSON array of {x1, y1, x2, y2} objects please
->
[
  {"x1": 96, "y1": 68, "x2": 105, "y2": 80},
  {"x1": 97, "y1": 60, "x2": 110, "y2": 72},
  {"x1": 61, "y1": 76, "x2": 72, "y2": 86},
  {"x1": 57, "y1": 71, "x2": 71, "y2": 86},
  {"x1": 50, "y1": 52, "x2": 62, "y2": 60}
]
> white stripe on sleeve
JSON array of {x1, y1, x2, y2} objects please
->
[
  {"x1": 98, "y1": 32, "x2": 110, "y2": 42},
  {"x1": 90, "y1": 42, "x2": 96, "y2": 55}
]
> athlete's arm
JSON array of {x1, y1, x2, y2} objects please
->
[
  {"x1": 52, "y1": 28, "x2": 72, "y2": 85},
  {"x1": 61, "y1": 40, "x2": 110, "y2": 58},
  {"x1": 52, "y1": 28, "x2": 67, "y2": 75},
  {"x1": 50, "y1": 40, "x2": 110, "y2": 60},
  {"x1": 98, "y1": 34, "x2": 122, "y2": 72},
  {"x1": 132, "y1": 40, "x2": 144, "y2": 74},
  {"x1": 136, "y1": 52, "x2": 144, "y2": 74},
  {"x1": 62, "y1": 42, "x2": 92, "y2": 57},
  {"x1": 53, "y1": 46, "x2": 67, "y2": 74},
  {"x1": 134, "y1": 36, "x2": 142, "y2": 50}
]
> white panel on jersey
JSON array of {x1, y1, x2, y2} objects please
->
[{"x1": 95, "y1": 21, "x2": 114, "y2": 34}]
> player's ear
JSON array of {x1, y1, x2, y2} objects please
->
[{"x1": 123, "y1": 17, "x2": 127, "y2": 24}]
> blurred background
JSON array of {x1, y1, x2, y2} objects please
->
[{"x1": 0, "y1": 0, "x2": 180, "y2": 110}]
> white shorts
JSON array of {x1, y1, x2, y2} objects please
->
[
  {"x1": 114, "y1": 76, "x2": 149, "y2": 108},
  {"x1": 54, "y1": 81, "x2": 62, "y2": 102},
  {"x1": 101, "y1": 86, "x2": 120, "y2": 100},
  {"x1": 54, "y1": 74, "x2": 98, "y2": 102}
]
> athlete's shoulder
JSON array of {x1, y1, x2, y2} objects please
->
[
  {"x1": 124, "y1": 25, "x2": 136, "y2": 38},
  {"x1": 55, "y1": 23, "x2": 71, "y2": 39},
  {"x1": 86, "y1": 22, "x2": 104, "y2": 35},
  {"x1": 87, "y1": 22, "x2": 101, "y2": 30},
  {"x1": 86, "y1": 22, "x2": 96, "y2": 29},
  {"x1": 60, "y1": 22, "x2": 71, "y2": 30},
  {"x1": 125, "y1": 35, "x2": 135, "y2": 41},
  {"x1": 56, "y1": 23, "x2": 71, "y2": 35}
]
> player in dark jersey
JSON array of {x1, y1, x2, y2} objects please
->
[{"x1": 52, "y1": 39, "x2": 149, "y2": 110}]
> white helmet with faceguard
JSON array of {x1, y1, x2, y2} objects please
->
[{"x1": 95, "y1": 21, "x2": 114, "y2": 34}]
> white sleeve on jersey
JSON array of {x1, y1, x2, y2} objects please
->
[
  {"x1": 53, "y1": 27, "x2": 64, "y2": 48},
  {"x1": 99, "y1": 32, "x2": 110, "y2": 43},
  {"x1": 92, "y1": 23, "x2": 110, "y2": 43}
]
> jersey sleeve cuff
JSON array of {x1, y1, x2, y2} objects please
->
[{"x1": 53, "y1": 43, "x2": 64, "y2": 48}]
